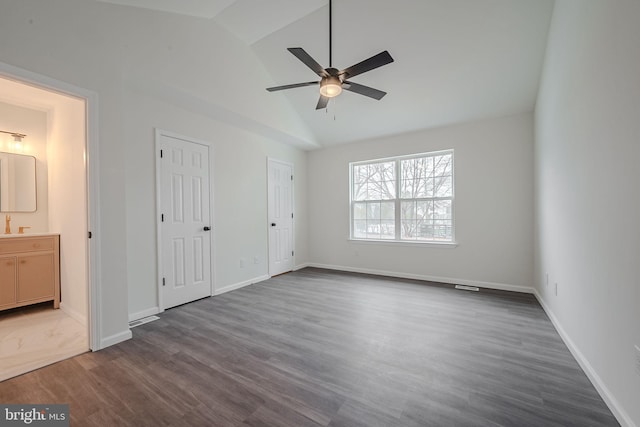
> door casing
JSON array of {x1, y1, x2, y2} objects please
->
[{"x1": 0, "y1": 61, "x2": 102, "y2": 349}]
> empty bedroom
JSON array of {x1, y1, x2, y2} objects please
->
[{"x1": 0, "y1": 0, "x2": 638, "y2": 426}]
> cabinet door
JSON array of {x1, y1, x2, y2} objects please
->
[
  {"x1": 0, "y1": 256, "x2": 17, "y2": 308},
  {"x1": 17, "y1": 253, "x2": 55, "y2": 303}
]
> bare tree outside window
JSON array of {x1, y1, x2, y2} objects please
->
[
  {"x1": 351, "y1": 151, "x2": 454, "y2": 243},
  {"x1": 352, "y1": 161, "x2": 396, "y2": 239}
]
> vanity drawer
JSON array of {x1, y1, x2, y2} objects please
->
[{"x1": 0, "y1": 237, "x2": 55, "y2": 255}]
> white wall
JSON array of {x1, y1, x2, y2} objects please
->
[
  {"x1": 124, "y1": 88, "x2": 308, "y2": 319},
  {"x1": 535, "y1": 1, "x2": 640, "y2": 426},
  {"x1": 0, "y1": 101, "x2": 48, "y2": 231},
  {"x1": 308, "y1": 113, "x2": 534, "y2": 291},
  {"x1": 47, "y1": 95, "x2": 89, "y2": 326},
  {"x1": 0, "y1": 0, "x2": 313, "y2": 344}
]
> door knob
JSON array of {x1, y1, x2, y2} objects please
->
[
  {"x1": 203, "y1": 226, "x2": 211, "y2": 231},
  {"x1": 271, "y1": 223, "x2": 276, "y2": 227}
]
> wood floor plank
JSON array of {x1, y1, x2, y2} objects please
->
[{"x1": 0, "y1": 268, "x2": 619, "y2": 426}]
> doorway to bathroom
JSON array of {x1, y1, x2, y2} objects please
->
[{"x1": 0, "y1": 68, "x2": 99, "y2": 381}]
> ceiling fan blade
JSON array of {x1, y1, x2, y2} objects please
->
[
  {"x1": 339, "y1": 50, "x2": 394, "y2": 79},
  {"x1": 343, "y1": 81, "x2": 387, "y2": 100},
  {"x1": 266, "y1": 81, "x2": 319, "y2": 92},
  {"x1": 288, "y1": 48, "x2": 328, "y2": 77},
  {"x1": 316, "y1": 95, "x2": 330, "y2": 110}
]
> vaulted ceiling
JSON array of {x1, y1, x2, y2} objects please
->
[{"x1": 94, "y1": 0, "x2": 555, "y2": 147}]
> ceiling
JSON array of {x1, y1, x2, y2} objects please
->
[{"x1": 94, "y1": 0, "x2": 555, "y2": 147}]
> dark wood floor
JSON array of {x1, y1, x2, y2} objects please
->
[{"x1": 0, "y1": 268, "x2": 618, "y2": 426}]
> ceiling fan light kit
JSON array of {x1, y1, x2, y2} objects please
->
[
  {"x1": 319, "y1": 75, "x2": 342, "y2": 98},
  {"x1": 266, "y1": 0, "x2": 394, "y2": 110}
]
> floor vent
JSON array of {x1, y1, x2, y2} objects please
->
[
  {"x1": 455, "y1": 285, "x2": 480, "y2": 292},
  {"x1": 129, "y1": 315, "x2": 160, "y2": 328}
]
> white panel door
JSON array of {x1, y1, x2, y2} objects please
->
[
  {"x1": 159, "y1": 135, "x2": 212, "y2": 309},
  {"x1": 268, "y1": 159, "x2": 294, "y2": 276}
]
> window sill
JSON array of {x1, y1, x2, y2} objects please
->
[{"x1": 348, "y1": 238, "x2": 458, "y2": 248}]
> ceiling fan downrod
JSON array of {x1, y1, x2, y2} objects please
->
[{"x1": 329, "y1": 0, "x2": 333, "y2": 68}]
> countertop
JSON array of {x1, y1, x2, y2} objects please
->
[{"x1": 0, "y1": 232, "x2": 60, "y2": 239}]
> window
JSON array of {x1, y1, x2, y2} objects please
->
[{"x1": 350, "y1": 150, "x2": 454, "y2": 243}]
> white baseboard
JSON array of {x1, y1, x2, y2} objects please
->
[
  {"x1": 128, "y1": 307, "x2": 161, "y2": 323},
  {"x1": 293, "y1": 262, "x2": 310, "y2": 271},
  {"x1": 533, "y1": 290, "x2": 635, "y2": 427},
  {"x1": 214, "y1": 274, "x2": 270, "y2": 296},
  {"x1": 59, "y1": 302, "x2": 87, "y2": 326},
  {"x1": 306, "y1": 263, "x2": 534, "y2": 294},
  {"x1": 100, "y1": 329, "x2": 132, "y2": 349}
]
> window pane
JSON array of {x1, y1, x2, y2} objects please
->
[
  {"x1": 353, "y1": 185, "x2": 367, "y2": 201},
  {"x1": 434, "y1": 200, "x2": 452, "y2": 220},
  {"x1": 366, "y1": 182, "x2": 381, "y2": 200},
  {"x1": 400, "y1": 159, "x2": 415, "y2": 198},
  {"x1": 401, "y1": 178, "x2": 413, "y2": 198},
  {"x1": 401, "y1": 158, "x2": 431, "y2": 199},
  {"x1": 353, "y1": 161, "x2": 396, "y2": 202},
  {"x1": 400, "y1": 179, "x2": 414, "y2": 199},
  {"x1": 382, "y1": 162, "x2": 395, "y2": 181},
  {"x1": 433, "y1": 224, "x2": 452, "y2": 241},
  {"x1": 417, "y1": 220, "x2": 433, "y2": 240},
  {"x1": 433, "y1": 154, "x2": 452, "y2": 177},
  {"x1": 424, "y1": 177, "x2": 434, "y2": 198},
  {"x1": 353, "y1": 202, "x2": 366, "y2": 220},
  {"x1": 374, "y1": 162, "x2": 395, "y2": 200},
  {"x1": 367, "y1": 202, "x2": 381, "y2": 220},
  {"x1": 353, "y1": 220, "x2": 367, "y2": 238},
  {"x1": 380, "y1": 220, "x2": 395, "y2": 239},
  {"x1": 353, "y1": 164, "x2": 368, "y2": 185},
  {"x1": 401, "y1": 201, "x2": 415, "y2": 220},
  {"x1": 401, "y1": 159, "x2": 415, "y2": 179},
  {"x1": 401, "y1": 220, "x2": 417, "y2": 239},
  {"x1": 381, "y1": 202, "x2": 395, "y2": 220},
  {"x1": 353, "y1": 165, "x2": 368, "y2": 201},
  {"x1": 366, "y1": 220, "x2": 381, "y2": 239},
  {"x1": 416, "y1": 201, "x2": 430, "y2": 220},
  {"x1": 434, "y1": 176, "x2": 452, "y2": 198},
  {"x1": 381, "y1": 180, "x2": 396, "y2": 199},
  {"x1": 368, "y1": 163, "x2": 383, "y2": 182},
  {"x1": 415, "y1": 178, "x2": 427, "y2": 198}
]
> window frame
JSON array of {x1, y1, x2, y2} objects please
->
[{"x1": 349, "y1": 149, "x2": 456, "y2": 245}]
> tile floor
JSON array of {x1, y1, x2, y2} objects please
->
[{"x1": 0, "y1": 303, "x2": 88, "y2": 381}]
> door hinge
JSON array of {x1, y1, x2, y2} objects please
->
[
  {"x1": 88, "y1": 231, "x2": 92, "y2": 239},
  {"x1": 292, "y1": 250, "x2": 294, "y2": 256},
  {"x1": 291, "y1": 175, "x2": 293, "y2": 181},
  {"x1": 162, "y1": 277, "x2": 166, "y2": 287},
  {"x1": 291, "y1": 213, "x2": 293, "y2": 219},
  {"x1": 161, "y1": 214, "x2": 164, "y2": 222},
  {"x1": 160, "y1": 149, "x2": 163, "y2": 158}
]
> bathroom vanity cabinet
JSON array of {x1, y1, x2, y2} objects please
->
[{"x1": 0, "y1": 234, "x2": 60, "y2": 311}]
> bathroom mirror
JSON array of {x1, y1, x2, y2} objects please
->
[{"x1": 0, "y1": 151, "x2": 37, "y2": 212}]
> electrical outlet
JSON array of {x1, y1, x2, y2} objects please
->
[
  {"x1": 253, "y1": 256, "x2": 260, "y2": 265},
  {"x1": 239, "y1": 258, "x2": 245, "y2": 268},
  {"x1": 554, "y1": 282, "x2": 558, "y2": 296},
  {"x1": 635, "y1": 345, "x2": 640, "y2": 377}
]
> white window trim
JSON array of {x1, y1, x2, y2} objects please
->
[
  {"x1": 347, "y1": 238, "x2": 458, "y2": 248},
  {"x1": 349, "y1": 150, "x2": 456, "y2": 245}
]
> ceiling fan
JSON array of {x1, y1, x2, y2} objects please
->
[{"x1": 266, "y1": 0, "x2": 394, "y2": 110}]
